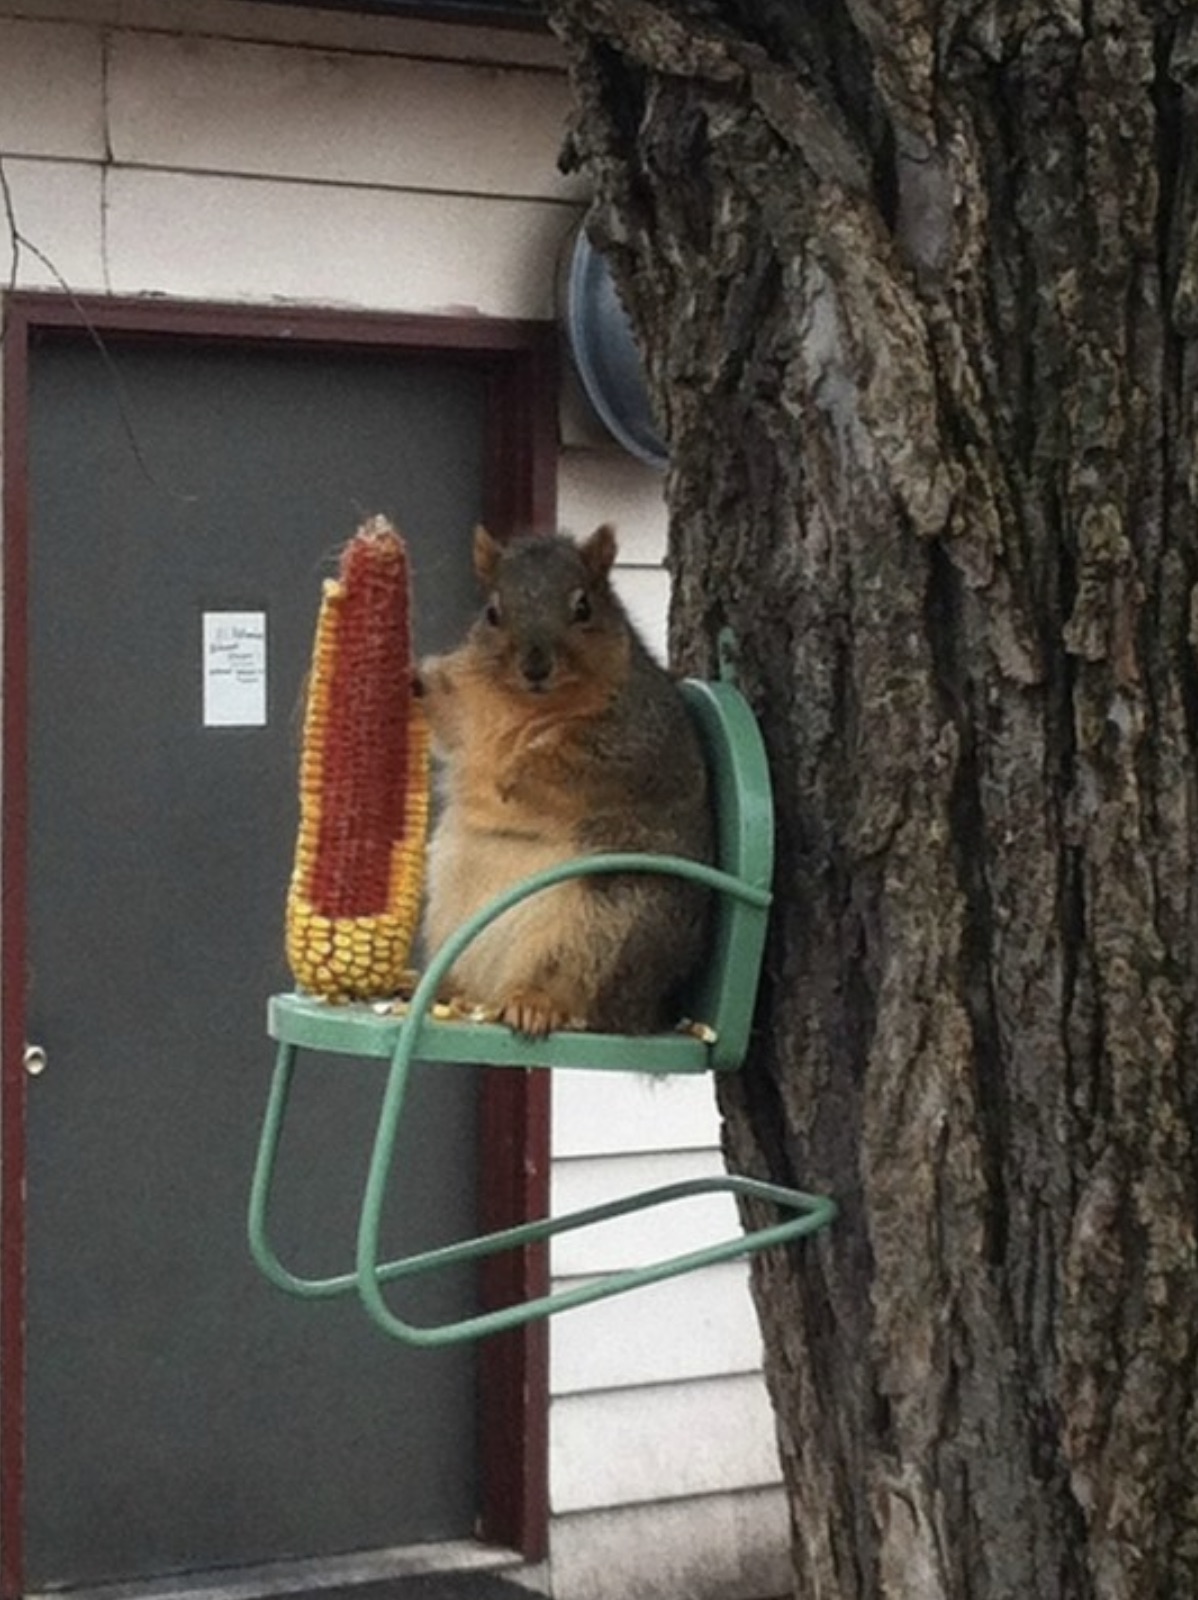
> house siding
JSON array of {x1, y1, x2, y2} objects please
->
[{"x1": 0, "y1": 6, "x2": 788, "y2": 1598}]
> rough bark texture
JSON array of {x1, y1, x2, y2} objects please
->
[{"x1": 545, "y1": 3, "x2": 1198, "y2": 1597}]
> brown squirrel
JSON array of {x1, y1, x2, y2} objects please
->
[{"x1": 418, "y1": 523, "x2": 714, "y2": 1037}]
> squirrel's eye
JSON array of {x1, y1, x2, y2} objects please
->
[
  {"x1": 484, "y1": 599, "x2": 502, "y2": 627},
  {"x1": 570, "y1": 590, "x2": 592, "y2": 624}
]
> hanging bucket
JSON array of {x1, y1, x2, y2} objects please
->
[{"x1": 560, "y1": 225, "x2": 668, "y2": 470}]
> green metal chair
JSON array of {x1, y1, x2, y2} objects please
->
[{"x1": 248, "y1": 677, "x2": 835, "y2": 1345}]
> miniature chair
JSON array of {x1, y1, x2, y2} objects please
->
[{"x1": 248, "y1": 677, "x2": 835, "y2": 1345}]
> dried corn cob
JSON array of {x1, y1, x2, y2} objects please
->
[{"x1": 286, "y1": 516, "x2": 429, "y2": 1001}]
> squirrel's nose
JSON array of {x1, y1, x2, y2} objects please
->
[{"x1": 521, "y1": 646, "x2": 553, "y2": 688}]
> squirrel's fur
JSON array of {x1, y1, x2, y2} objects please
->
[{"x1": 419, "y1": 524, "x2": 713, "y2": 1037}]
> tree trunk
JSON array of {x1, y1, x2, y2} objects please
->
[{"x1": 546, "y1": 3, "x2": 1198, "y2": 1596}]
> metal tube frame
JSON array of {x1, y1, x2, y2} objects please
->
[{"x1": 248, "y1": 854, "x2": 835, "y2": 1346}]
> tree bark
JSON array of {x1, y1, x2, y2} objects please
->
[{"x1": 545, "y1": 3, "x2": 1198, "y2": 1596}]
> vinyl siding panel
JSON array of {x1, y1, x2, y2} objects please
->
[
  {"x1": 0, "y1": 157, "x2": 106, "y2": 292},
  {"x1": 0, "y1": 17, "x2": 104, "y2": 159},
  {"x1": 548, "y1": 1490, "x2": 790, "y2": 1600},
  {"x1": 4, "y1": 0, "x2": 565, "y2": 68},
  {"x1": 551, "y1": 1149, "x2": 742, "y2": 1277},
  {"x1": 608, "y1": 563, "x2": 671, "y2": 662},
  {"x1": 550, "y1": 1374, "x2": 782, "y2": 1512},
  {"x1": 103, "y1": 166, "x2": 573, "y2": 317},
  {"x1": 556, "y1": 449, "x2": 669, "y2": 564},
  {"x1": 107, "y1": 32, "x2": 583, "y2": 202},
  {"x1": 550, "y1": 1261, "x2": 765, "y2": 1394},
  {"x1": 551, "y1": 1068, "x2": 723, "y2": 1159}
]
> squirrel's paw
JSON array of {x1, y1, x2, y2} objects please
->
[
  {"x1": 416, "y1": 653, "x2": 455, "y2": 697},
  {"x1": 499, "y1": 987, "x2": 579, "y2": 1038}
]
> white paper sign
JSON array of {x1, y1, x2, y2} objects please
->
[{"x1": 203, "y1": 611, "x2": 267, "y2": 727}]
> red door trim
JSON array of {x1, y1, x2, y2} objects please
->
[
  {"x1": 1, "y1": 299, "x2": 33, "y2": 1600},
  {"x1": 0, "y1": 293, "x2": 555, "y2": 1595}
]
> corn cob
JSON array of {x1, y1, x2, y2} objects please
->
[{"x1": 285, "y1": 516, "x2": 429, "y2": 1001}]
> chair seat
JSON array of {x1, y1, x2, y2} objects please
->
[
  {"x1": 268, "y1": 991, "x2": 713, "y2": 1074},
  {"x1": 249, "y1": 672, "x2": 837, "y2": 1345}
]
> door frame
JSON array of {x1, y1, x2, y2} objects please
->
[{"x1": 0, "y1": 293, "x2": 556, "y2": 1598}]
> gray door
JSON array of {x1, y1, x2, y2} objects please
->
[{"x1": 24, "y1": 338, "x2": 485, "y2": 1588}]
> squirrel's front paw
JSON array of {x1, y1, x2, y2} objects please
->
[
  {"x1": 416, "y1": 653, "x2": 456, "y2": 698},
  {"x1": 499, "y1": 987, "x2": 578, "y2": 1038}
]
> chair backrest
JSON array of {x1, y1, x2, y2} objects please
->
[{"x1": 677, "y1": 679, "x2": 774, "y2": 1071}]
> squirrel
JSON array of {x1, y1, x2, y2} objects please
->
[{"x1": 417, "y1": 523, "x2": 714, "y2": 1038}]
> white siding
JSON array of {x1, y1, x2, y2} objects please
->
[
  {"x1": 552, "y1": 1149, "x2": 739, "y2": 1275},
  {"x1": 551, "y1": 1376, "x2": 782, "y2": 1512},
  {"x1": 557, "y1": 456, "x2": 671, "y2": 654},
  {"x1": 0, "y1": 157, "x2": 106, "y2": 289},
  {"x1": 609, "y1": 562, "x2": 672, "y2": 660},
  {"x1": 103, "y1": 166, "x2": 574, "y2": 316},
  {"x1": 552, "y1": 1067, "x2": 724, "y2": 1158},
  {"x1": 107, "y1": 32, "x2": 580, "y2": 200},
  {"x1": 551, "y1": 1262, "x2": 765, "y2": 1393},
  {"x1": 0, "y1": 16, "x2": 103, "y2": 157},
  {"x1": 0, "y1": 7, "x2": 785, "y2": 1596},
  {"x1": 3, "y1": 0, "x2": 566, "y2": 67},
  {"x1": 556, "y1": 451, "x2": 669, "y2": 562},
  {"x1": 549, "y1": 1492, "x2": 791, "y2": 1600}
]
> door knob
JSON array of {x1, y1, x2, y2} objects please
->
[{"x1": 24, "y1": 1043, "x2": 47, "y2": 1077}]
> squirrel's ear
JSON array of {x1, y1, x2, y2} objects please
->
[
  {"x1": 473, "y1": 524, "x2": 503, "y2": 586},
  {"x1": 580, "y1": 523, "x2": 618, "y2": 581}
]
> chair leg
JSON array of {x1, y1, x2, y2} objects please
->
[
  {"x1": 250, "y1": 1011, "x2": 838, "y2": 1345},
  {"x1": 247, "y1": 1040, "x2": 362, "y2": 1300},
  {"x1": 350, "y1": 1002, "x2": 837, "y2": 1347}
]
